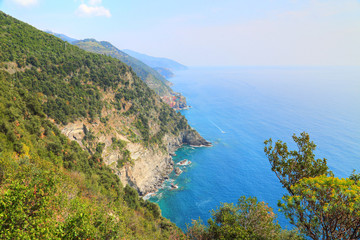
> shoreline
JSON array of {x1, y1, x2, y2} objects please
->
[{"x1": 142, "y1": 141, "x2": 210, "y2": 197}]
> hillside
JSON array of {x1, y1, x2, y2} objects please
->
[
  {"x1": 123, "y1": 49, "x2": 188, "y2": 71},
  {"x1": 73, "y1": 39, "x2": 171, "y2": 94},
  {"x1": 72, "y1": 39, "x2": 187, "y2": 109},
  {"x1": 0, "y1": 9, "x2": 212, "y2": 193},
  {"x1": 0, "y1": 11, "x2": 210, "y2": 238},
  {"x1": 0, "y1": 70, "x2": 183, "y2": 239}
]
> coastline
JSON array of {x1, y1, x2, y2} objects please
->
[
  {"x1": 139, "y1": 134, "x2": 211, "y2": 197},
  {"x1": 116, "y1": 128, "x2": 211, "y2": 197},
  {"x1": 143, "y1": 137, "x2": 211, "y2": 196}
]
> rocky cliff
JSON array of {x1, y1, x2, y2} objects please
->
[{"x1": 60, "y1": 119, "x2": 210, "y2": 196}]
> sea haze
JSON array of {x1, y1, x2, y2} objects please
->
[{"x1": 149, "y1": 66, "x2": 360, "y2": 230}]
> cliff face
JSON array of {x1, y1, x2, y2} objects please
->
[{"x1": 60, "y1": 121, "x2": 210, "y2": 195}]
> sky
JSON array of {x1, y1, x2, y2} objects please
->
[{"x1": 1, "y1": 0, "x2": 360, "y2": 66}]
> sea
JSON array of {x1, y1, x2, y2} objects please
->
[{"x1": 148, "y1": 66, "x2": 360, "y2": 231}]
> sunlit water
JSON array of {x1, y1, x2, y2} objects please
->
[{"x1": 149, "y1": 66, "x2": 360, "y2": 230}]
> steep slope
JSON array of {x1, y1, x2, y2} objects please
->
[
  {"x1": 123, "y1": 49, "x2": 188, "y2": 71},
  {"x1": 0, "y1": 70, "x2": 183, "y2": 239},
  {"x1": 73, "y1": 39, "x2": 187, "y2": 109},
  {"x1": 0, "y1": 11, "x2": 209, "y2": 197},
  {"x1": 74, "y1": 39, "x2": 171, "y2": 93}
]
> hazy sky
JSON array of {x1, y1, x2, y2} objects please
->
[{"x1": 1, "y1": 0, "x2": 360, "y2": 66}]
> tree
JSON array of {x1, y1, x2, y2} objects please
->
[
  {"x1": 265, "y1": 132, "x2": 360, "y2": 239},
  {"x1": 186, "y1": 196, "x2": 302, "y2": 240},
  {"x1": 279, "y1": 175, "x2": 360, "y2": 240},
  {"x1": 264, "y1": 132, "x2": 330, "y2": 195}
]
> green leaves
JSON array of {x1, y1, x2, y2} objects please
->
[
  {"x1": 266, "y1": 133, "x2": 360, "y2": 240},
  {"x1": 264, "y1": 132, "x2": 329, "y2": 195},
  {"x1": 187, "y1": 196, "x2": 302, "y2": 240},
  {"x1": 280, "y1": 176, "x2": 360, "y2": 240}
]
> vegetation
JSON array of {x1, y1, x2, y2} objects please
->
[
  {"x1": 187, "y1": 132, "x2": 359, "y2": 240},
  {"x1": 186, "y1": 196, "x2": 303, "y2": 240},
  {"x1": 265, "y1": 132, "x2": 360, "y2": 240},
  {"x1": 1, "y1": 10, "x2": 359, "y2": 240},
  {"x1": 0, "y1": 70, "x2": 183, "y2": 239},
  {"x1": 264, "y1": 132, "x2": 330, "y2": 195},
  {"x1": 0, "y1": 11, "x2": 191, "y2": 147},
  {"x1": 0, "y1": 11, "x2": 190, "y2": 239},
  {"x1": 73, "y1": 39, "x2": 173, "y2": 96}
]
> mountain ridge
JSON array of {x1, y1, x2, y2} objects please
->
[
  {"x1": 73, "y1": 38, "x2": 188, "y2": 109},
  {"x1": 123, "y1": 49, "x2": 188, "y2": 71}
]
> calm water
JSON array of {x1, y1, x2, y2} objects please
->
[{"x1": 149, "y1": 66, "x2": 360, "y2": 230}]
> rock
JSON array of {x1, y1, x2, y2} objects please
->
[
  {"x1": 182, "y1": 130, "x2": 212, "y2": 147},
  {"x1": 60, "y1": 120, "x2": 211, "y2": 196},
  {"x1": 175, "y1": 167, "x2": 182, "y2": 175}
]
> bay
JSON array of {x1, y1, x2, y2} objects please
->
[{"x1": 149, "y1": 66, "x2": 360, "y2": 230}]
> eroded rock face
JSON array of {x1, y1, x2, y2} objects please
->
[
  {"x1": 60, "y1": 121, "x2": 210, "y2": 196},
  {"x1": 117, "y1": 146, "x2": 173, "y2": 195},
  {"x1": 119, "y1": 130, "x2": 210, "y2": 195}
]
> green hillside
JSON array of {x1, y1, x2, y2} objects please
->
[
  {"x1": 73, "y1": 39, "x2": 173, "y2": 97},
  {"x1": 0, "y1": 11, "x2": 191, "y2": 239},
  {"x1": 0, "y1": 12, "x2": 190, "y2": 140}
]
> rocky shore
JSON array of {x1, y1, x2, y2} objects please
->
[
  {"x1": 60, "y1": 121, "x2": 211, "y2": 196},
  {"x1": 117, "y1": 129, "x2": 211, "y2": 195},
  {"x1": 129, "y1": 129, "x2": 210, "y2": 195}
]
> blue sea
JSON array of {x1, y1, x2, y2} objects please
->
[{"x1": 149, "y1": 66, "x2": 360, "y2": 230}]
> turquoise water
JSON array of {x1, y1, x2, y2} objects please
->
[{"x1": 149, "y1": 66, "x2": 360, "y2": 230}]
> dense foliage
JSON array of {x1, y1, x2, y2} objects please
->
[
  {"x1": 73, "y1": 39, "x2": 173, "y2": 96},
  {"x1": 186, "y1": 196, "x2": 303, "y2": 240},
  {"x1": 280, "y1": 175, "x2": 360, "y2": 239},
  {"x1": 186, "y1": 133, "x2": 360, "y2": 240},
  {"x1": 0, "y1": 71, "x2": 183, "y2": 239},
  {"x1": 0, "y1": 11, "x2": 190, "y2": 146},
  {"x1": 0, "y1": 11, "x2": 190, "y2": 239}
]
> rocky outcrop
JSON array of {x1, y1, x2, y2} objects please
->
[
  {"x1": 181, "y1": 130, "x2": 212, "y2": 147},
  {"x1": 165, "y1": 129, "x2": 212, "y2": 154},
  {"x1": 60, "y1": 120, "x2": 210, "y2": 196},
  {"x1": 116, "y1": 144, "x2": 173, "y2": 195},
  {"x1": 175, "y1": 167, "x2": 182, "y2": 176},
  {"x1": 117, "y1": 129, "x2": 210, "y2": 195}
]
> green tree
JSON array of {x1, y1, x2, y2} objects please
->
[
  {"x1": 264, "y1": 132, "x2": 329, "y2": 195},
  {"x1": 187, "y1": 196, "x2": 302, "y2": 240},
  {"x1": 279, "y1": 175, "x2": 360, "y2": 240},
  {"x1": 265, "y1": 132, "x2": 360, "y2": 240}
]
